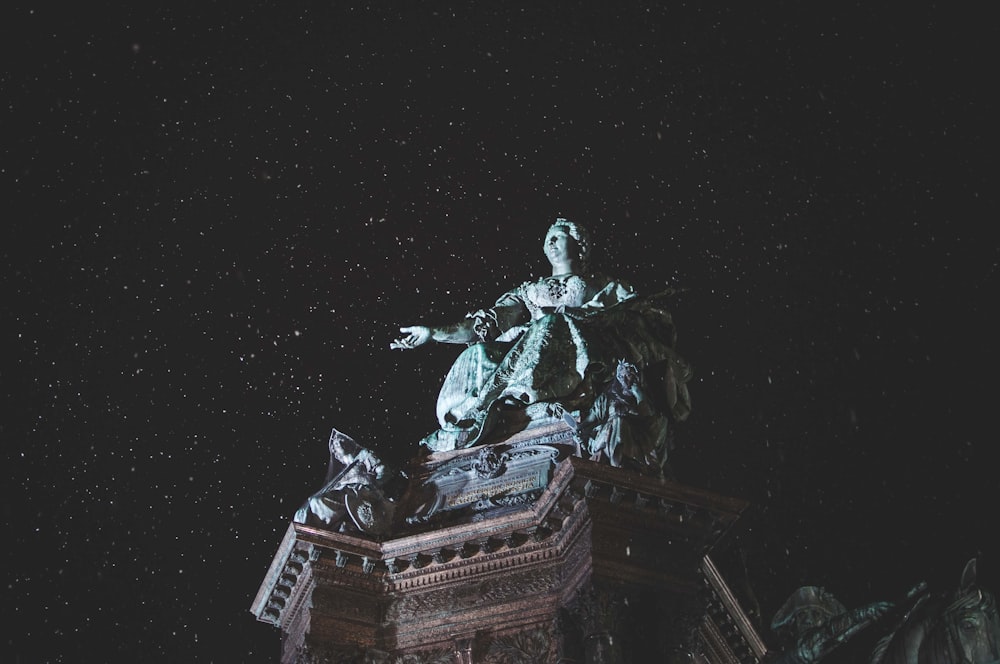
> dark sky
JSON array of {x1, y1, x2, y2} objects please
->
[{"x1": 4, "y1": 2, "x2": 997, "y2": 662}]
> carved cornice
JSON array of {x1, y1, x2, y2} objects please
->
[
  {"x1": 252, "y1": 429, "x2": 754, "y2": 660},
  {"x1": 250, "y1": 524, "x2": 316, "y2": 626},
  {"x1": 701, "y1": 555, "x2": 767, "y2": 663},
  {"x1": 698, "y1": 614, "x2": 745, "y2": 664},
  {"x1": 567, "y1": 457, "x2": 747, "y2": 544},
  {"x1": 252, "y1": 458, "x2": 590, "y2": 631}
]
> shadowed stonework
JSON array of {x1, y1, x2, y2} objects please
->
[
  {"x1": 253, "y1": 420, "x2": 766, "y2": 663},
  {"x1": 253, "y1": 224, "x2": 765, "y2": 662}
]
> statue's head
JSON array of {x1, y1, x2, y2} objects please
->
[
  {"x1": 545, "y1": 218, "x2": 591, "y2": 268},
  {"x1": 771, "y1": 586, "x2": 846, "y2": 635}
]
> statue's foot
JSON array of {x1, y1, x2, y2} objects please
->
[
  {"x1": 424, "y1": 400, "x2": 520, "y2": 452},
  {"x1": 294, "y1": 495, "x2": 347, "y2": 528},
  {"x1": 457, "y1": 403, "x2": 505, "y2": 448}
]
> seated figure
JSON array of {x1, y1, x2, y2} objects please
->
[
  {"x1": 577, "y1": 359, "x2": 672, "y2": 474},
  {"x1": 391, "y1": 219, "x2": 692, "y2": 461},
  {"x1": 293, "y1": 429, "x2": 396, "y2": 535}
]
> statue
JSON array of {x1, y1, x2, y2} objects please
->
[
  {"x1": 575, "y1": 358, "x2": 672, "y2": 474},
  {"x1": 766, "y1": 584, "x2": 925, "y2": 663},
  {"x1": 293, "y1": 429, "x2": 398, "y2": 536},
  {"x1": 870, "y1": 559, "x2": 999, "y2": 664},
  {"x1": 391, "y1": 219, "x2": 692, "y2": 469}
]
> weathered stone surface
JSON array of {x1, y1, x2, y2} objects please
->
[
  {"x1": 252, "y1": 423, "x2": 766, "y2": 662},
  {"x1": 391, "y1": 220, "x2": 692, "y2": 465}
]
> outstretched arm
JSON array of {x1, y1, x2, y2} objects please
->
[{"x1": 390, "y1": 320, "x2": 477, "y2": 349}]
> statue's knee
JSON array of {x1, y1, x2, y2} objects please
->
[{"x1": 454, "y1": 343, "x2": 489, "y2": 364}]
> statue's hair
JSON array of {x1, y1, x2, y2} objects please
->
[{"x1": 547, "y1": 218, "x2": 591, "y2": 266}]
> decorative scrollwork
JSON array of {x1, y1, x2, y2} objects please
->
[
  {"x1": 473, "y1": 446, "x2": 509, "y2": 479},
  {"x1": 482, "y1": 627, "x2": 556, "y2": 664}
]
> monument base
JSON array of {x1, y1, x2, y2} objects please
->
[{"x1": 252, "y1": 422, "x2": 766, "y2": 663}]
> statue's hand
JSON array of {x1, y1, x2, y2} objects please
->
[
  {"x1": 863, "y1": 601, "x2": 894, "y2": 620},
  {"x1": 390, "y1": 325, "x2": 432, "y2": 350}
]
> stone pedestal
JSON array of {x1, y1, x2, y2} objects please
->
[{"x1": 251, "y1": 422, "x2": 767, "y2": 663}]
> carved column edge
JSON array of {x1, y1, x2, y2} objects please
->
[
  {"x1": 250, "y1": 522, "x2": 300, "y2": 624},
  {"x1": 701, "y1": 554, "x2": 767, "y2": 662}
]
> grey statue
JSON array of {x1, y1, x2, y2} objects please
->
[
  {"x1": 766, "y1": 584, "x2": 923, "y2": 664},
  {"x1": 391, "y1": 219, "x2": 692, "y2": 463},
  {"x1": 293, "y1": 429, "x2": 396, "y2": 536},
  {"x1": 870, "y1": 559, "x2": 999, "y2": 664},
  {"x1": 576, "y1": 358, "x2": 672, "y2": 473}
]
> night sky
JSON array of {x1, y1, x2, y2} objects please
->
[{"x1": 4, "y1": 3, "x2": 997, "y2": 662}]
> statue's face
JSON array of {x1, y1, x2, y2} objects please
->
[
  {"x1": 544, "y1": 226, "x2": 579, "y2": 265},
  {"x1": 793, "y1": 608, "x2": 825, "y2": 633}
]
